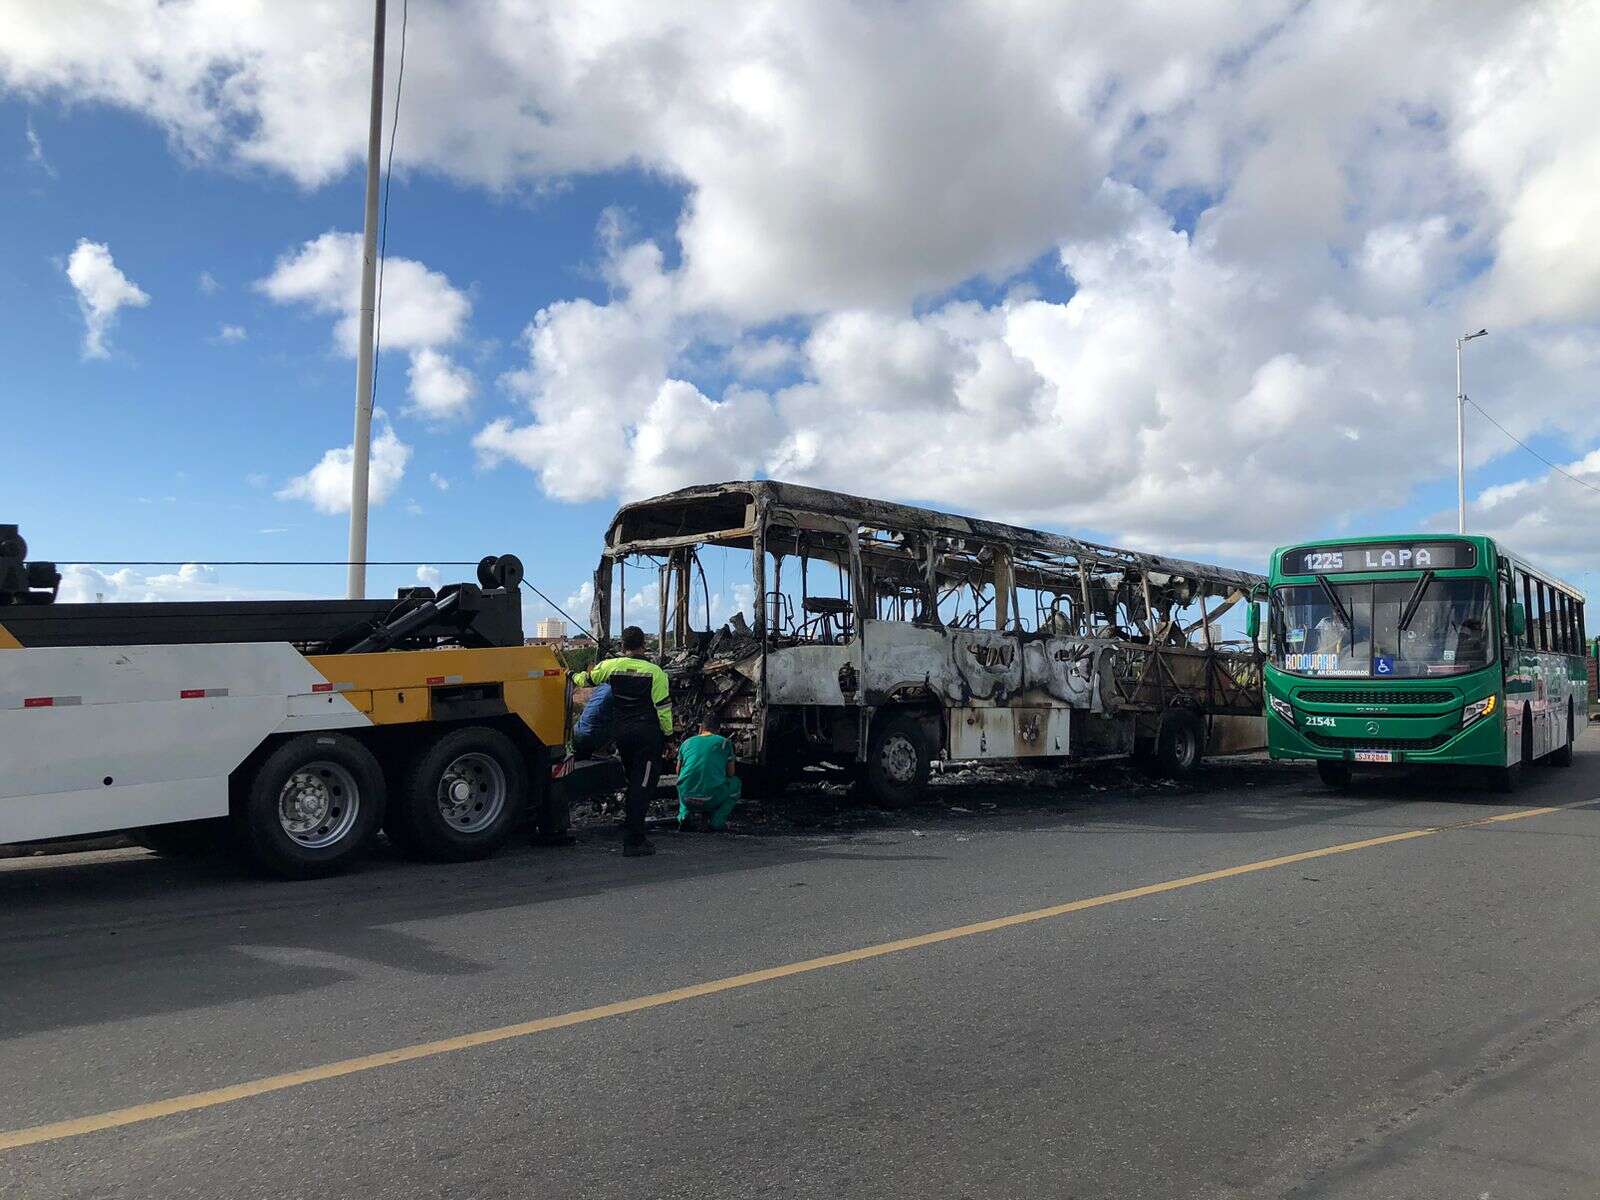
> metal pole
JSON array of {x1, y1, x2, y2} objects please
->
[
  {"x1": 1456, "y1": 336, "x2": 1466, "y2": 535},
  {"x1": 1455, "y1": 329, "x2": 1487, "y2": 537},
  {"x1": 347, "y1": 0, "x2": 387, "y2": 599}
]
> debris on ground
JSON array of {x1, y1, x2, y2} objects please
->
[{"x1": 565, "y1": 752, "x2": 1304, "y2": 842}]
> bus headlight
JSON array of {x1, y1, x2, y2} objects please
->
[
  {"x1": 1461, "y1": 694, "x2": 1497, "y2": 727},
  {"x1": 1268, "y1": 695, "x2": 1295, "y2": 726}
]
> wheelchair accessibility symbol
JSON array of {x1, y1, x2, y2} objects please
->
[{"x1": 1374, "y1": 656, "x2": 1395, "y2": 676}]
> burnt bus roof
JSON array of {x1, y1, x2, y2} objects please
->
[{"x1": 605, "y1": 479, "x2": 1265, "y2": 593}]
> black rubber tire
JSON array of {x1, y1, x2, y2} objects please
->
[
  {"x1": 1154, "y1": 710, "x2": 1205, "y2": 778},
  {"x1": 236, "y1": 733, "x2": 385, "y2": 879},
  {"x1": 395, "y1": 726, "x2": 528, "y2": 862},
  {"x1": 1316, "y1": 760, "x2": 1352, "y2": 789},
  {"x1": 134, "y1": 818, "x2": 229, "y2": 859},
  {"x1": 1551, "y1": 703, "x2": 1574, "y2": 768},
  {"x1": 864, "y1": 714, "x2": 932, "y2": 808}
]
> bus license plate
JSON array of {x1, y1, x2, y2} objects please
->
[{"x1": 1353, "y1": 750, "x2": 1393, "y2": 764}]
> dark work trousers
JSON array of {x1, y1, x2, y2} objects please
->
[{"x1": 617, "y1": 730, "x2": 664, "y2": 846}]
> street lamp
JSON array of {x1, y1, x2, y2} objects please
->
[{"x1": 1456, "y1": 328, "x2": 1488, "y2": 534}]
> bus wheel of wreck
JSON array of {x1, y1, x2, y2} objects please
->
[
  {"x1": 1154, "y1": 709, "x2": 1205, "y2": 778},
  {"x1": 866, "y1": 714, "x2": 932, "y2": 808}
]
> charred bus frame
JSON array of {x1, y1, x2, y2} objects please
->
[{"x1": 590, "y1": 481, "x2": 1265, "y2": 805}]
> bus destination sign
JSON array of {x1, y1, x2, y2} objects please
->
[{"x1": 1282, "y1": 541, "x2": 1476, "y2": 575}]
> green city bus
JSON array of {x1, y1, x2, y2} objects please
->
[{"x1": 1251, "y1": 535, "x2": 1587, "y2": 791}]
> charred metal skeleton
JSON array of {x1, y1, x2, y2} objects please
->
[{"x1": 591, "y1": 481, "x2": 1266, "y2": 804}]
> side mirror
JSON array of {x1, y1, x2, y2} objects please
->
[
  {"x1": 1245, "y1": 602, "x2": 1261, "y2": 640},
  {"x1": 1508, "y1": 600, "x2": 1527, "y2": 638}
]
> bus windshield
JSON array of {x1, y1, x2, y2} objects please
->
[{"x1": 1272, "y1": 578, "x2": 1494, "y2": 678}]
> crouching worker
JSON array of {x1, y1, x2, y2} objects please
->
[
  {"x1": 676, "y1": 717, "x2": 741, "y2": 832},
  {"x1": 568, "y1": 626, "x2": 672, "y2": 857}
]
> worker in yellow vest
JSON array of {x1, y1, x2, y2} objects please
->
[{"x1": 569, "y1": 625, "x2": 672, "y2": 856}]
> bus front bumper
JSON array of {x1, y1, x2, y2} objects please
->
[{"x1": 1266, "y1": 702, "x2": 1506, "y2": 767}]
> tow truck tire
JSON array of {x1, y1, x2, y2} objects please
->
[
  {"x1": 238, "y1": 733, "x2": 385, "y2": 879},
  {"x1": 1316, "y1": 760, "x2": 1352, "y2": 789},
  {"x1": 865, "y1": 714, "x2": 931, "y2": 808},
  {"x1": 1153, "y1": 710, "x2": 1205, "y2": 778},
  {"x1": 396, "y1": 726, "x2": 528, "y2": 861},
  {"x1": 1551, "y1": 703, "x2": 1574, "y2": 768}
]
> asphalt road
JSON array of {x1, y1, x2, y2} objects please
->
[{"x1": 4, "y1": 732, "x2": 1600, "y2": 1199}]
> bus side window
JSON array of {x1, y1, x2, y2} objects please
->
[
  {"x1": 1521, "y1": 573, "x2": 1535, "y2": 651},
  {"x1": 1561, "y1": 593, "x2": 1574, "y2": 654},
  {"x1": 1578, "y1": 599, "x2": 1587, "y2": 650}
]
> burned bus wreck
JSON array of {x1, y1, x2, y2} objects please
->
[{"x1": 590, "y1": 481, "x2": 1266, "y2": 806}]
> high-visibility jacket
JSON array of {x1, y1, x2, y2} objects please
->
[{"x1": 571, "y1": 656, "x2": 673, "y2": 736}]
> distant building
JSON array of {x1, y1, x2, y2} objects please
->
[{"x1": 535, "y1": 617, "x2": 567, "y2": 641}]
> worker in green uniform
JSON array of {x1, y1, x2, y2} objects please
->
[
  {"x1": 569, "y1": 625, "x2": 672, "y2": 857},
  {"x1": 675, "y1": 715, "x2": 741, "y2": 832}
]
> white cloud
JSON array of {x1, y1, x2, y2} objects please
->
[
  {"x1": 214, "y1": 322, "x2": 247, "y2": 343},
  {"x1": 406, "y1": 348, "x2": 475, "y2": 420},
  {"x1": 64, "y1": 238, "x2": 149, "y2": 358},
  {"x1": 477, "y1": 190, "x2": 1600, "y2": 561},
  {"x1": 257, "y1": 232, "x2": 475, "y2": 419},
  {"x1": 416, "y1": 564, "x2": 442, "y2": 587},
  {"x1": 57, "y1": 562, "x2": 309, "y2": 603},
  {"x1": 276, "y1": 415, "x2": 412, "y2": 515},
  {"x1": 1458, "y1": 451, "x2": 1600, "y2": 574},
  {"x1": 428, "y1": 472, "x2": 450, "y2": 491},
  {"x1": 256, "y1": 231, "x2": 470, "y2": 356},
  {"x1": 24, "y1": 115, "x2": 53, "y2": 175},
  {"x1": 14, "y1": 2, "x2": 1600, "y2": 555},
  {"x1": 727, "y1": 335, "x2": 801, "y2": 380},
  {"x1": 197, "y1": 270, "x2": 219, "y2": 294}
]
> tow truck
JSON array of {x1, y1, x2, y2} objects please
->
[{"x1": 0, "y1": 525, "x2": 568, "y2": 878}]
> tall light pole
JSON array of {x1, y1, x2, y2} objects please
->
[
  {"x1": 347, "y1": 0, "x2": 386, "y2": 599},
  {"x1": 1456, "y1": 328, "x2": 1487, "y2": 534}
]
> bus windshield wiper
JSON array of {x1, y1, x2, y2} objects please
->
[
  {"x1": 1397, "y1": 570, "x2": 1435, "y2": 633},
  {"x1": 1314, "y1": 575, "x2": 1351, "y2": 630}
]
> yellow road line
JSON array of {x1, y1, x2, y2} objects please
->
[{"x1": 1, "y1": 798, "x2": 1588, "y2": 1154}]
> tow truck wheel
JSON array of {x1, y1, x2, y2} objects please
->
[
  {"x1": 865, "y1": 714, "x2": 931, "y2": 808},
  {"x1": 397, "y1": 726, "x2": 528, "y2": 861},
  {"x1": 238, "y1": 734, "x2": 385, "y2": 879}
]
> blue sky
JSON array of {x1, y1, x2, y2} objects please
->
[
  {"x1": 5, "y1": 2, "x2": 1599, "y2": 616},
  {"x1": 5, "y1": 98, "x2": 670, "y2": 612}
]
